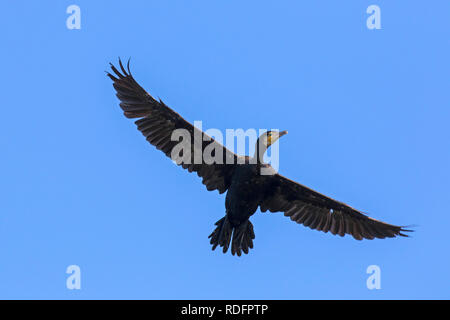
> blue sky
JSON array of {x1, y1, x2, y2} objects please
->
[{"x1": 0, "y1": 1, "x2": 449, "y2": 299}]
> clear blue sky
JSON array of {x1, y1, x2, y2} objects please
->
[{"x1": 0, "y1": 1, "x2": 449, "y2": 299}]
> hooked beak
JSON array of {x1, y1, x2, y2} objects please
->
[{"x1": 279, "y1": 130, "x2": 288, "y2": 138}]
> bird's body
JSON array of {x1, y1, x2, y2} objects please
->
[
  {"x1": 218, "y1": 162, "x2": 279, "y2": 255},
  {"x1": 226, "y1": 162, "x2": 261, "y2": 225},
  {"x1": 107, "y1": 59, "x2": 411, "y2": 256}
]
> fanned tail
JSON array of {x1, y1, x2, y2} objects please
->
[{"x1": 208, "y1": 217, "x2": 255, "y2": 257}]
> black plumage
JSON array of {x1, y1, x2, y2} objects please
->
[{"x1": 107, "y1": 59, "x2": 412, "y2": 256}]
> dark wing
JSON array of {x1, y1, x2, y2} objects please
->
[
  {"x1": 107, "y1": 59, "x2": 238, "y2": 193},
  {"x1": 260, "y1": 173, "x2": 411, "y2": 240}
]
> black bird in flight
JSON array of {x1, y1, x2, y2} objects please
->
[{"x1": 107, "y1": 59, "x2": 411, "y2": 256}]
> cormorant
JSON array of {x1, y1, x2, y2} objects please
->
[{"x1": 107, "y1": 59, "x2": 411, "y2": 256}]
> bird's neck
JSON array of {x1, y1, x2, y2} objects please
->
[{"x1": 253, "y1": 139, "x2": 267, "y2": 164}]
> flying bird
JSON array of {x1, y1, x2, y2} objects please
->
[{"x1": 107, "y1": 59, "x2": 411, "y2": 256}]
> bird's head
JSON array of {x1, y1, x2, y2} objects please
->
[
  {"x1": 254, "y1": 130, "x2": 288, "y2": 163},
  {"x1": 259, "y1": 130, "x2": 288, "y2": 148}
]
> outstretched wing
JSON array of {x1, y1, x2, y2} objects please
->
[
  {"x1": 260, "y1": 173, "x2": 411, "y2": 240},
  {"x1": 107, "y1": 59, "x2": 238, "y2": 194}
]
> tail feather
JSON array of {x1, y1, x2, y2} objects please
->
[
  {"x1": 208, "y1": 217, "x2": 232, "y2": 253},
  {"x1": 208, "y1": 217, "x2": 255, "y2": 256}
]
